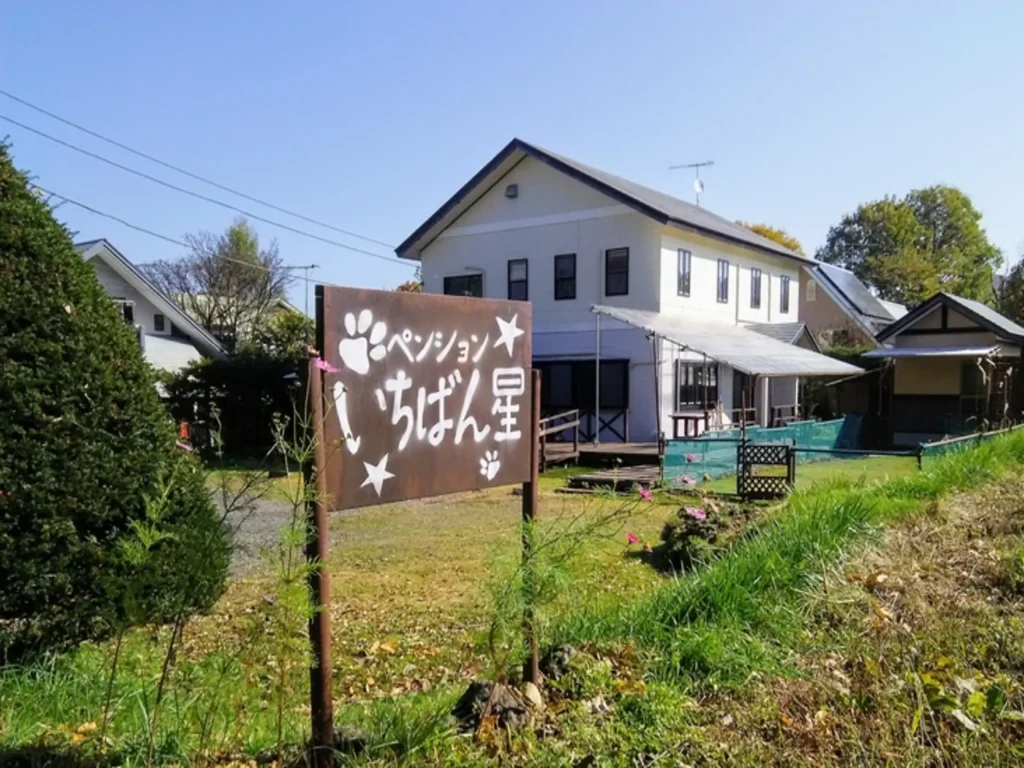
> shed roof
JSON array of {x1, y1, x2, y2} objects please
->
[
  {"x1": 876, "y1": 292, "x2": 1024, "y2": 345},
  {"x1": 591, "y1": 305, "x2": 862, "y2": 378},
  {"x1": 862, "y1": 345, "x2": 1000, "y2": 359},
  {"x1": 744, "y1": 321, "x2": 818, "y2": 349}
]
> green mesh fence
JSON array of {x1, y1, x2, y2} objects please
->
[
  {"x1": 919, "y1": 425, "x2": 1024, "y2": 463},
  {"x1": 663, "y1": 415, "x2": 863, "y2": 487}
]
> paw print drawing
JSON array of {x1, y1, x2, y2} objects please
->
[
  {"x1": 338, "y1": 309, "x2": 387, "y2": 375},
  {"x1": 479, "y1": 450, "x2": 501, "y2": 481}
]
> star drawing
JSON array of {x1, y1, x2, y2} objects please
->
[
  {"x1": 493, "y1": 313, "x2": 525, "y2": 356},
  {"x1": 360, "y1": 453, "x2": 395, "y2": 496}
]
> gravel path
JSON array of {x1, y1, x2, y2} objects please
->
[{"x1": 222, "y1": 497, "x2": 296, "y2": 577}]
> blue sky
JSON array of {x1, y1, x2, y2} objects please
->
[{"x1": 3, "y1": 1, "x2": 1022, "y2": 311}]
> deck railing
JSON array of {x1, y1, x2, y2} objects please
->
[{"x1": 538, "y1": 409, "x2": 581, "y2": 473}]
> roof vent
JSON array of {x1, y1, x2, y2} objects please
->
[{"x1": 505, "y1": 183, "x2": 519, "y2": 199}]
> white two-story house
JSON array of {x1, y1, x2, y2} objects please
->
[
  {"x1": 396, "y1": 139, "x2": 860, "y2": 443},
  {"x1": 76, "y1": 239, "x2": 225, "y2": 373}
]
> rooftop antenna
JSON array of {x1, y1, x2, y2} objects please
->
[{"x1": 668, "y1": 160, "x2": 715, "y2": 206}]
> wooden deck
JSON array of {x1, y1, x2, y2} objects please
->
[
  {"x1": 564, "y1": 464, "x2": 662, "y2": 492},
  {"x1": 543, "y1": 440, "x2": 661, "y2": 469}
]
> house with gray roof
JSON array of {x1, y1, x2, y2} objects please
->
[
  {"x1": 801, "y1": 262, "x2": 906, "y2": 348},
  {"x1": 76, "y1": 239, "x2": 225, "y2": 372},
  {"x1": 859, "y1": 292, "x2": 1024, "y2": 445},
  {"x1": 397, "y1": 138, "x2": 860, "y2": 440}
]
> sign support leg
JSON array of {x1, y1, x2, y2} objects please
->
[
  {"x1": 521, "y1": 369, "x2": 542, "y2": 686},
  {"x1": 305, "y1": 355, "x2": 334, "y2": 767}
]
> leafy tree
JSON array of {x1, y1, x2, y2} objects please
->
[
  {"x1": 0, "y1": 143, "x2": 229, "y2": 656},
  {"x1": 249, "y1": 307, "x2": 314, "y2": 360},
  {"x1": 144, "y1": 218, "x2": 292, "y2": 351},
  {"x1": 737, "y1": 221, "x2": 804, "y2": 254},
  {"x1": 994, "y1": 256, "x2": 1024, "y2": 324},
  {"x1": 395, "y1": 279, "x2": 423, "y2": 293},
  {"x1": 816, "y1": 185, "x2": 1002, "y2": 305}
]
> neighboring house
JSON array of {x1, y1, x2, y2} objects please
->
[
  {"x1": 801, "y1": 262, "x2": 907, "y2": 348},
  {"x1": 177, "y1": 294, "x2": 304, "y2": 349},
  {"x1": 76, "y1": 239, "x2": 226, "y2": 372},
  {"x1": 862, "y1": 292, "x2": 1024, "y2": 445},
  {"x1": 396, "y1": 139, "x2": 860, "y2": 442}
]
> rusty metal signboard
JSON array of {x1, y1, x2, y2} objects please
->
[{"x1": 317, "y1": 286, "x2": 533, "y2": 509}]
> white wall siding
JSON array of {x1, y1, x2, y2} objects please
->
[
  {"x1": 89, "y1": 259, "x2": 169, "y2": 336},
  {"x1": 659, "y1": 229, "x2": 801, "y2": 325},
  {"x1": 421, "y1": 158, "x2": 664, "y2": 328}
]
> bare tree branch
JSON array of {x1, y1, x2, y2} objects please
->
[{"x1": 143, "y1": 218, "x2": 292, "y2": 350}]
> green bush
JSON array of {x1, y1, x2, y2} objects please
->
[{"x1": 0, "y1": 143, "x2": 229, "y2": 657}]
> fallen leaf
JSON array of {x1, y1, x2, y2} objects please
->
[{"x1": 951, "y1": 709, "x2": 977, "y2": 731}]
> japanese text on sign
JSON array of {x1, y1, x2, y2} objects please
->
[{"x1": 318, "y1": 287, "x2": 532, "y2": 509}]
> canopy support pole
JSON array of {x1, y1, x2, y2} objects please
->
[{"x1": 594, "y1": 313, "x2": 601, "y2": 445}]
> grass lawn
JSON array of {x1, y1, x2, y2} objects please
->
[
  {"x1": 4, "y1": 437, "x2": 1024, "y2": 765},
  {"x1": 702, "y1": 453, "x2": 920, "y2": 494}
]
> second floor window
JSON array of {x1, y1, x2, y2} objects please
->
[
  {"x1": 507, "y1": 259, "x2": 528, "y2": 301},
  {"x1": 677, "y1": 249, "x2": 691, "y2": 296},
  {"x1": 554, "y1": 253, "x2": 576, "y2": 300},
  {"x1": 605, "y1": 247, "x2": 629, "y2": 296},
  {"x1": 443, "y1": 274, "x2": 483, "y2": 297},
  {"x1": 780, "y1": 275, "x2": 791, "y2": 313},
  {"x1": 153, "y1": 313, "x2": 166, "y2": 332},
  {"x1": 750, "y1": 268, "x2": 762, "y2": 309},
  {"x1": 717, "y1": 259, "x2": 729, "y2": 303}
]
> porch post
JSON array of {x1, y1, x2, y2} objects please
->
[
  {"x1": 652, "y1": 333, "x2": 662, "y2": 441},
  {"x1": 595, "y1": 312, "x2": 601, "y2": 444},
  {"x1": 759, "y1": 375, "x2": 770, "y2": 427}
]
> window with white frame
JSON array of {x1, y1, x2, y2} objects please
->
[
  {"x1": 750, "y1": 267, "x2": 762, "y2": 309},
  {"x1": 780, "y1": 275, "x2": 791, "y2": 313}
]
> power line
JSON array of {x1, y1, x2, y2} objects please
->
[
  {"x1": 0, "y1": 88, "x2": 395, "y2": 250},
  {"x1": 33, "y1": 183, "x2": 331, "y2": 287},
  {"x1": 32, "y1": 184, "x2": 188, "y2": 247},
  {"x1": 2, "y1": 114, "x2": 413, "y2": 268}
]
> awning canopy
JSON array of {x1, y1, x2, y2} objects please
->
[
  {"x1": 862, "y1": 344, "x2": 999, "y2": 359},
  {"x1": 591, "y1": 305, "x2": 863, "y2": 378}
]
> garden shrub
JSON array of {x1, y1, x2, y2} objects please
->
[
  {"x1": 660, "y1": 504, "x2": 725, "y2": 570},
  {"x1": 0, "y1": 143, "x2": 229, "y2": 657}
]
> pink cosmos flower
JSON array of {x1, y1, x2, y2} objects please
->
[
  {"x1": 685, "y1": 507, "x2": 707, "y2": 521},
  {"x1": 685, "y1": 453, "x2": 697, "y2": 463},
  {"x1": 637, "y1": 485, "x2": 654, "y2": 502},
  {"x1": 175, "y1": 440, "x2": 193, "y2": 453},
  {"x1": 626, "y1": 531, "x2": 639, "y2": 545},
  {"x1": 314, "y1": 357, "x2": 339, "y2": 374},
  {"x1": 676, "y1": 474, "x2": 697, "y2": 487}
]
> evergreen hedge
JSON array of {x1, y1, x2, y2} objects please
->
[{"x1": 0, "y1": 143, "x2": 229, "y2": 657}]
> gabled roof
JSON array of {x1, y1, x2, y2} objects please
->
[
  {"x1": 876, "y1": 292, "x2": 1024, "y2": 345},
  {"x1": 75, "y1": 239, "x2": 226, "y2": 358},
  {"x1": 745, "y1": 321, "x2": 820, "y2": 351},
  {"x1": 396, "y1": 139, "x2": 813, "y2": 264},
  {"x1": 805, "y1": 263, "x2": 905, "y2": 344}
]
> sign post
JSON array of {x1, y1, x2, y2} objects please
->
[
  {"x1": 305, "y1": 352, "x2": 334, "y2": 768},
  {"x1": 521, "y1": 369, "x2": 542, "y2": 685},
  {"x1": 309, "y1": 285, "x2": 536, "y2": 749}
]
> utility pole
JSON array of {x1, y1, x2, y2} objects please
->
[
  {"x1": 668, "y1": 160, "x2": 715, "y2": 206},
  {"x1": 291, "y1": 263, "x2": 320, "y2": 317}
]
